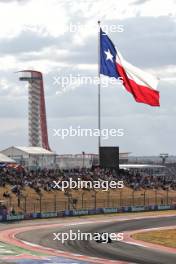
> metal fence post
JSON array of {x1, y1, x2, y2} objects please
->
[
  {"x1": 144, "y1": 191, "x2": 146, "y2": 206},
  {"x1": 9, "y1": 196, "x2": 12, "y2": 207},
  {"x1": 155, "y1": 190, "x2": 157, "y2": 205},
  {"x1": 166, "y1": 189, "x2": 169, "y2": 205},
  {"x1": 107, "y1": 190, "x2": 110, "y2": 208},
  {"x1": 24, "y1": 196, "x2": 27, "y2": 213},
  {"x1": 39, "y1": 194, "x2": 42, "y2": 214},
  {"x1": 81, "y1": 192, "x2": 85, "y2": 209},
  {"x1": 93, "y1": 191, "x2": 97, "y2": 209},
  {"x1": 132, "y1": 190, "x2": 135, "y2": 206},
  {"x1": 17, "y1": 195, "x2": 20, "y2": 207},
  {"x1": 119, "y1": 190, "x2": 122, "y2": 207},
  {"x1": 68, "y1": 196, "x2": 70, "y2": 210},
  {"x1": 54, "y1": 194, "x2": 57, "y2": 212}
]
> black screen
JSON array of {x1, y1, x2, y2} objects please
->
[{"x1": 99, "y1": 146, "x2": 119, "y2": 169}]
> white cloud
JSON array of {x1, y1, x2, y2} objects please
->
[
  {"x1": 0, "y1": 118, "x2": 26, "y2": 135},
  {"x1": 0, "y1": 0, "x2": 69, "y2": 39},
  {"x1": 0, "y1": 54, "x2": 68, "y2": 73},
  {"x1": 0, "y1": 77, "x2": 26, "y2": 97},
  {"x1": 154, "y1": 65, "x2": 176, "y2": 82},
  {"x1": 0, "y1": 79, "x2": 9, "y2": 90},
  {"x1": 0, "y1": 0, "x2": 175, "y2": 40}
]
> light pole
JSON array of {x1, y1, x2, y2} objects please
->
[
  {"x1": 82, "y1": 151, "x2": 85, "y2": 169},
  {"x1": 159, "y1": 153, "x2": 169, "y2": 165}
]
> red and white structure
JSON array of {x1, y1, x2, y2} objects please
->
[{"x1": 18, "y1": 70, "x2": 50, "y2": 150}]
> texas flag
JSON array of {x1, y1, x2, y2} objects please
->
[{"x1": 100, "y1": 29, "x2": 160, "y2": 106}]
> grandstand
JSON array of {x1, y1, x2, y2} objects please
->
[{"x1": 0, "y1": 166, "x2": 176, "y2": 215}]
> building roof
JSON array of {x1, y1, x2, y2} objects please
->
[
  {"x1": 120, "y1": 164, "x2": 165, "y2": 169},
  {"x1": 14, "y1": 146, "x2": 55, "y2": 155},
  {"x1": 0, "y1": 153, "x2": 16, "y2": 163}
]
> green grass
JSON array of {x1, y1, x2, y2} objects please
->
[{"x1": 133, "y1": 229, "x2": 176, "y2": 248}]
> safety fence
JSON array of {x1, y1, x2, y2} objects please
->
[
  {"x1": 3, "y1": 191, "x2": 176, "y2": 220},
  {"x1": 2, "y1": 191, "x2": 176, "y2": 217},
  {"x1": 5, "y1": 193, "x2": 176, "y2": 213}
]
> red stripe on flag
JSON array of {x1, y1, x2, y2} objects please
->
[{"x1": 116, "y1": 63, "x2": 160, "y2": 106}]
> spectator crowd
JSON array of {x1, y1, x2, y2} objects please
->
[{"x1": 0, "y1": 166, "x2": 176, "y2": 200}]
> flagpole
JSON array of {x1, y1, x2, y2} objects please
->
[{"x1": 98, "y1": 20, "x2": 101, "y2": 164}]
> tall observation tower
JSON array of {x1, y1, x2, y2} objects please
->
[{"x1": 18, "y1": 70, "x2": 51, "y2": 150}]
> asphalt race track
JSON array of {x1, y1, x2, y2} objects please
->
[{"x1": 17, "y1": 216, "x2": 176, "y2": 264}]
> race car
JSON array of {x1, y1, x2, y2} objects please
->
[{"x1": 93, "y1": 232, "x2": 112, "y2": 243}]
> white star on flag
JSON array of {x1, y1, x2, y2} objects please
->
[{"x1": 104, "y1": 49, "x2": 113, "y2": 62}]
